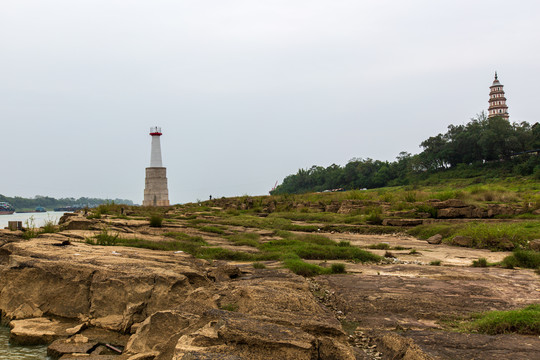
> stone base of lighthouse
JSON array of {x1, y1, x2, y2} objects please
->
[{"x1": 143, "y1": 167, "x2": 170, "y2": 206}]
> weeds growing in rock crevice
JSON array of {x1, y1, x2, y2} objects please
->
[{"x1": 22, "y1": 216, "x2": 59, "y2": 240}]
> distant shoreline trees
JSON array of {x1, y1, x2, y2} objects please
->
[
  {"x1": 271, "y1": 114, "x2": 540, "y2": 195},
  {"x1": 0, "y1": 195, "x2": 134, "y2": 211}
]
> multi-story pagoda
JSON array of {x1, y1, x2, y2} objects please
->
[{"x1": 488, "y1": 72, "x2": 509, "y2": 120}]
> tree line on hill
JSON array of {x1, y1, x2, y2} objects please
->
[
  {"x1": 0, "y1": 194, "x2": 134, "y2": 211},
  {"x1": 271, "y1": 114, "x2": 540, "y2": 195}
]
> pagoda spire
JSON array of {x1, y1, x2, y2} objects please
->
[{"x1": 488, "y1": 73, "x2": 509, "y2": 120}]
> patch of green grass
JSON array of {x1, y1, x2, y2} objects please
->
[
  {"x1": 502, "y1": 250, "x2": 540, "y2": 269},
  {"x1": 87, "y1": 229, "x2": 119, "y2": 246},
  {"x1": 430, "y1": 260, "x2": 441, "y2": 266},
  {"x1": 283, "y1": 258, "x2": 330, "y2": 277},
  {"x1": 367, "y1": 243, "x2": 391, "y2": 250},
  {"x1": 409, "y1": 249, "x2": 418, "y2": 255},
  {"x1": 220, "y1": 303, "x2": 239, "y2": 312},
  {"x1": 252, "y1": 262, "x2": 266, "y2": 269},
  {"x1": 226, "y1": 233, "x2": 261, "y2": 247},
  {"x1": 409, "y1": 222, "x2": 540, "y2": 250},
  {"x1": 465, "y1": 304, "x2": 540, "y2": 335},
  {"x1": 199, "y1": 225, "x2": 226, "y2": 234}
]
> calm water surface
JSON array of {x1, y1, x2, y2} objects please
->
[
  {"x1": 0, "y1": 326, "x2": 50, "y2": 359},
  {"x1": 0, "y1": 211, "x2": 68, "y2": 229}
]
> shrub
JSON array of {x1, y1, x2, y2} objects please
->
[
  {"x1": 365, "y1": 211, "x2": 383, "y2": 225},
  {"x1": 252, "y1": 262, "x2": 266, "y2": 269},
  {"x1": 502, "y1": 250, "x2": 540, "y2": 269},
  {"x1": 384, "y1": 251, "x2": 395, "y2": 258},
  {"x1": 409, "y1": 249, "x2": 418, "y2": 255},
  {"x1": 338, "y1": 240, "x2": 351, "y2": 247},
  {"x1": 331, "y1": 263, "x2": 346, "y2": 273},
  {"x1": 403, "y1": 191, "x2": 417, "y2": 203},
  {"x1": 149, "y1": 215, "x2": 163, "y2": 227},
  {"x1": 41, "y1": 217, "x2": 58, "y2": 234},
  {"x1": 284, "y1": 259, "x2": 329, "y2": 277},
  {"x1": 472, "y1": 258, "x2": 488, "y2": 267},
  {"x1": 430, "y1": 260, "x2": 441, "y2": 266},
  {"x1": 87, "y1": 212, "x2": 102, "y2": 219}
]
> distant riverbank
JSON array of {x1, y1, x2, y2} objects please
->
[{"x1": 0, "y1": 211, "x2": 68, "y2": 229}]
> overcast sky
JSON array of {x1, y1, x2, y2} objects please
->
[{"x1": 1, "y1": 0, "x2": 539, "y2": 204}]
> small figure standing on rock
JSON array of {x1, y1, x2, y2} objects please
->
[{"x1": 209, "y1": 195, "x2": 212, "y2": 200}]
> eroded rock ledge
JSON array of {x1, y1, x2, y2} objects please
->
[{"x1": 0, "y1": 234, "x2": 354, "y2": 359}]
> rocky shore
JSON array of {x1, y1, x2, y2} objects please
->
[
  {"x1": 1, "y1": 206, "x2": 539, "y2": 359},
  {"x1": 0, "y1": 228, "x2": 355, "y2": 360}
]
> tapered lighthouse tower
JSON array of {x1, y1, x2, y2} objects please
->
[
  {"x1": 143, "y1": 126, "x2": 170, "y2": 206},
  {"x1": 488, "y1": 72, "x2": 509, "y2": 120}
]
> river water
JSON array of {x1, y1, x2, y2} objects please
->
[
  {"x1": 0, "y1": 326, "x2": 50, "y2": 359},
  {"x1": 1, "y1": 212, "x2": 67, "y2": 359},
  {"x1": 0, "y1": 211, "x2": 68, "y2": 229}
]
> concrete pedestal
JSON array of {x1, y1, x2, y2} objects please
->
[{"x1": 143, "y1": 167, "x2": 170, "y2": 206}]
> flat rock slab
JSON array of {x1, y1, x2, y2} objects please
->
[
  {"x1": 318, "y1": 265, "x2": 540, "y2": 330},
  {"x1": 10, "y1": 317, "x2": 80, "y2": 345},
  {"x1": 48, "y1": 338, "x2": 99, "y2": 358},
  {"x1": 403, "y1": 330, "x2": 540, "y2": 360}
]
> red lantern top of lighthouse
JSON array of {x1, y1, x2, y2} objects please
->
[{"x1": 150, "y1": 126, "x2": 162, "y2": 136}]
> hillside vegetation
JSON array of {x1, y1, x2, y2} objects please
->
[{"x1": 272, "y1": 114, "x2": 539, "y2": 195}]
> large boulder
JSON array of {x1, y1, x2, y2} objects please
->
[
  {"x1": 47, "y1": 335, "x2": 98, "y2": 359},
  {"x1": 59, "y1": 215, "x2": 97, "y2": 230},
  {"x1": 452, "y1": 236, "x2": 473, "y2": 247},
  {"x1": 431, "y1": 199, "x2": 468, "y2": 209},
  {"x1": 426, "y1": 234, "x2": 443, "y2": 245},
  {"x1": 9, "y1": 317, "x2": 80, "y2": 345},
  {"x1": 437, "y1": 207, "x2": 474, "y2": 218},
  {"x1": 529, "y1": 239, "x2": 540, "y2": 251},
  {"x1": 172, "y1": 309, "x2": 354, "y2": 360}
]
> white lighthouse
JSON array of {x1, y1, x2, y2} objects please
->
[{"x1": 143, "y1": 126, "x2": 170, "y2": 206}]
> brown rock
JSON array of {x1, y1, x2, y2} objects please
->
[
  {"x1": 60, "y1": 216, "x2": 97, "y2": 230},
  {"x1": 529, "y1": 239, "x2": 540, "y2": 251},
  {"x1": 382, "y1": 219, "x2": 424, "y2": 226},
  {"x1": 452, "y1": 236, "x2": 473, "y2": 247},
  {"x1": 173, "y1": 309, "x2": 319, "y2": 360},
  {"x1": 9, "y1": 317, "x2": 79, "y2": 345},
  {"x1": 207, "y1": 264, "x2": 241, "y2": 282},
  {"x1": 125, "y1": 311, "x2": 199, "y2": 355},
  {"x1": 437, "y1": 207, "x2": 474, "y2": 218},
  {"x1": 426, "y1": 234, "x2": 443, "y2": 245},
  {"x1": 487, "y1": 204, "x2": 517, "y2": 218},
  {"x1": 432, "y1": 199, "x2": 468, "y2": 209},
  {"x1": 58, "y1": 213, "x2": 79, "y2": 224},
  {"x1": 496, "y1": 238, "x2": 515, "y2": 251},
  {"x1": 47, "y1": 337, "x2": 98, "y2": 359}
]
